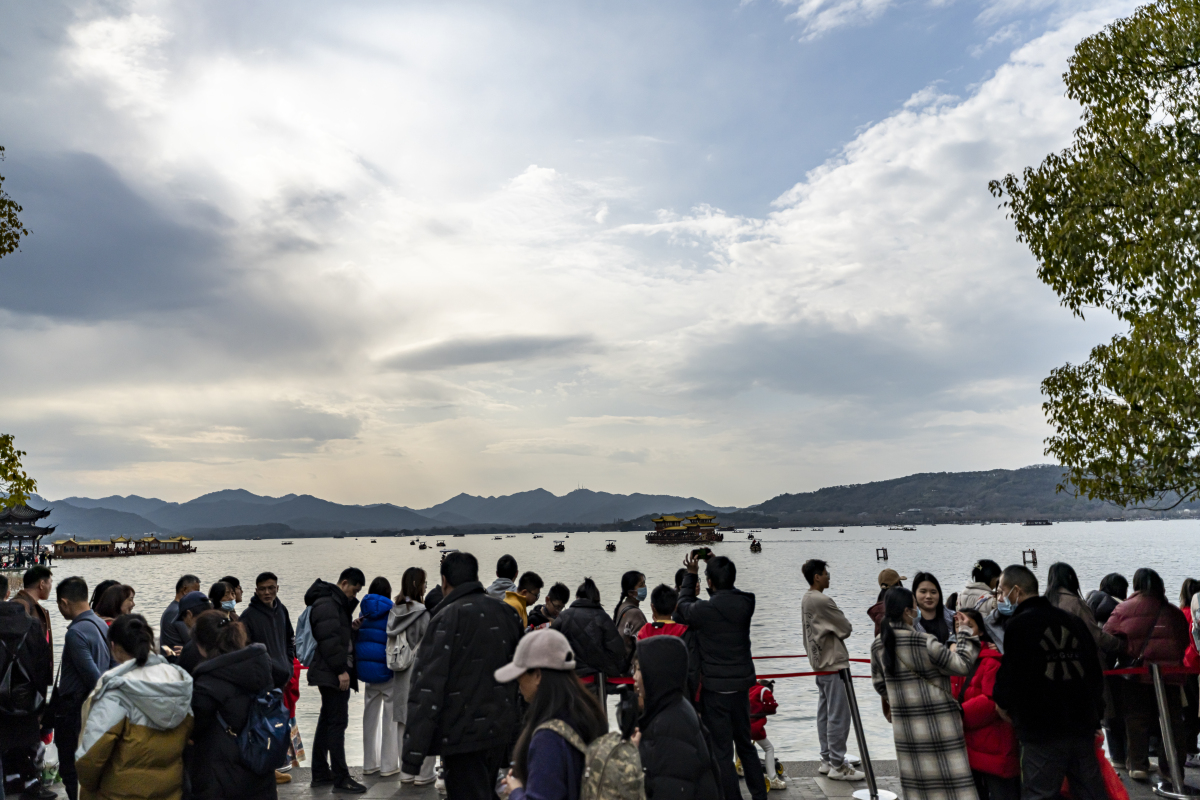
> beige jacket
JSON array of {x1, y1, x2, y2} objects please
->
[{"x1": 802, "y1": 589, "x2": 853, "y2": 671}]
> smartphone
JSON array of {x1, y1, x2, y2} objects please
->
[{"x1": 691, "y1": 547, "x2": 713, "y2": 560}]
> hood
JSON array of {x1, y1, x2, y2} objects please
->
[
  {"x1": 360, "y1": 593, "x2": 394, "y2": 621},
  {"x1": 505, "y1": 591, "x2": 528, "y2": 611},
  {"x1": 637, "y1": 635, "x2": 688, "y2": 724},
  {"x1": 93, "y1": 653, "x2": 193, "y2": 730},
  {"x1": 387, "y1": 600, "x2": 429, "y2": 637},
  {"x1": 192, "y1": 643, "x2": 273, "y2": 693},
  {"x1": 304, "y1": 578, "x2": 339, "y2": 607},
  {"x1": 247, "y1": 594, "x2": 281, "y2": 616},
  {"x1": 487, "y1": 577, "x2": 516, "y2": 598}
]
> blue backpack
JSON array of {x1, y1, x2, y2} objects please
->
[
  {"x1": 221, "y1": 688, "x2": 291, "y2": 774},
  {"x1": 294, "y1": 605, "x2": 317, "y2": 667}
]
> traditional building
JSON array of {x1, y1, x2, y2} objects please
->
[
  {"x1": 0, "y1": 504, "x2": 55, "y2": 563},
  {"x1": 646, "y1": 512, "x2": 724, "y2": 544}
]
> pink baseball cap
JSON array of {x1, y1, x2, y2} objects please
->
[{"x1": 494, "y1": 629, "x2": 576, "y2": 683}]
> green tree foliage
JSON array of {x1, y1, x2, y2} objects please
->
[
  {"x1": 0, "y1": 434, "x2": 38, "y2": 510},
  {"x1": 0, "y1": 146, "x2": 29, "y2": 258},
  {"x1": 990, "y1": 0, "x2": 1200, "y2": 508}
]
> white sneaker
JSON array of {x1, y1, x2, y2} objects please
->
[
  {"x1": 769, "y1": 777, "x2": 788, "y2": 790},
  {"x1": 818, "y1": 761, "x2": 831, "y2": 774},
  {"x1": 1186, "y1": 753, "x2": 1200, "y2": 769},
  {"x1": 827, "y1": 764, "x2": 865, "y2": 782},
  {"x1": 435, "y1": 776, "x2": 446, "y2": 794}
]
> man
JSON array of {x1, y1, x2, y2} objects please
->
[
  {"x1": 867, "y1": 568, "x2": 905, "y2": 636},
  {"x1": 160, "y1": 574, "x2": 200, "y2": 644},
  {"x1": 242, "y1": 572, "x2": 295, "y2": 690},
  {"x1": 0, "y1": 573, "x2": 7, "y2": 600},
  {"x1": 53, "y1": 577, "x2": 111, "y2": 800},
  {"x1": 12, "y1": 566, "x2": 53, "y2": 656},
  {"x1": 403, "y1": 551, "x2": 523, "y2": 800},
  {"x1": 800, "y1": 560, "x2": 864, "y2": 782},
  {"x1": 486, "y1": 554, "x2": 518, "y2": 599},
  {"x1": 993, "y1": 565, "x2": 1107, "y2": 800},
  {"x1": 504, "y1": 571, "x2": 543, "y2": 627},
  {"x1": 7, "y1": 566, "x2": 55, "y2": 800},
  {"x1": 162, "y1": 590, "x2": 211, "y2": 658},
  {"x1": 1, "y1": 576, "x2": 53, "y2": 800},
  {"x1": 304, "y1": 567, "x2": 367, "y2": 794},
  {"x1": 526, "y1": 581, "x2": 569, "y2": 629},
  {"x1": 673, "y1": 554, "x2": 766, "y2": 800}
]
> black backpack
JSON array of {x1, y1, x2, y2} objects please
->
[{"x1": 0, "y1": 625, "x2": 44, "y2": 717}]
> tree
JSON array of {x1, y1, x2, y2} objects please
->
[
  {"x1": 0, "y1": 146, "x2": 29, "y2": 258},
  {"x1": 990, "y1": 0, "x2": 1200, "y2": 508},
  {"x1": 0, "y1": 434, "x2": 38, "y2": 510}
]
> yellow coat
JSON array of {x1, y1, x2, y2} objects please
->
[{"x1": 504, "y1": 591, "x2": 529, "y2": 627}]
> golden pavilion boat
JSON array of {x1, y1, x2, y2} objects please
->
[{"x1": 645, "y1": 514, "x2": 725, "y2": 544}]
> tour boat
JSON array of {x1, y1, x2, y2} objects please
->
[
  {"x1": 553, "y1": 540, "x2": 565, "y2": 552},
  {"x1": 605, "y1": 540, "x2": 616, "y2": 552}
]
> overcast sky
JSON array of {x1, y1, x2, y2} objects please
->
[{"x1": 0, "y1": 0, "x2": 1132, "y2": 508}]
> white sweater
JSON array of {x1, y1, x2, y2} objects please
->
[{"x1": 801, "y1": 589, "x2": 853, "y2": 672}]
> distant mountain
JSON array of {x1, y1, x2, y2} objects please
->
[
  {"x1": 59, "y1": 494, "x2": 171, "y2": 517},
  {"x1": 139, "y1": 493, "x2": 438, "y2": 532},
  {"x1": 417, "y1": 488, "x2": 730, "y2": 525},
  {"x1": 38, "y1": 500, "x2": 170, "y2": 539}
]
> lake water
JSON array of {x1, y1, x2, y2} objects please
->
[{"x1": 8, "y1": 519, "x2": 1195, "y2": 766}]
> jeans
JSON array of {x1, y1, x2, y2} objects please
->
[
  {"x1": 56, "y1": 702, "x2": 83, "y2": 800},
  {"x1": 815, "y1": 673, "x2": 851, "y2": 767},
  {"x1": 443, "y1": 746, "x2": 506, "y2": 800},
  {"x1": 313, "y1": 685, "x2": 351, "y2": 782},
  {"x1": 701, "y1": 689, "x2": 767, "y2": 800},
  {"x1": 363, "y1": 678, "x2": 400, "y2": 775},
  {"x1": 1020, "y1": 736, "x2": 1108, "y2": 800}
]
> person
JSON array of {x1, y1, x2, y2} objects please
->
[
  {"x1": 75, "y1": 614, "x2": 193, "y2": 800},
  {"x1": 357, "y1": 577, "x2": 397, "y2": 777},
  {"x1": 992, "y1": 564, "x2": 1107, "y2": 798},
  {"x1": 486, "y1": 554, "x2": 519, "y2": 600},
  {"x1": 0, "y1": 583, "x2": 52, "y2": 800},
  {"x1": 55, "y1": 576, "x2": 113, "y2": 800},
  {"x1": 402, "y1": 551, "x2": 523, "y2": 800},
  {"x1": 1179, "y1": 579, "x2": 1200, "y2": 766},
  {"x1": 867, "y1": 569, "x2": 906, "y2": 636},
  {"x1": 674, "y1": 553, "x2": 766, "y2": 800},
  {"x1": 494, "y1": 629, "x2": 611, "y2": 800},
  {"x1": 12, "y1": 565, "x2": 53, "y2": 652},
  {"x1": 636, "y1": 634, "x2": 722, "y2": 800},
  {"x1": 1086, "y1": 572, "x2": 1128, "y2": 766},
  {"x1": 800, "y1": 559, "x2": 863, "y2": 781},
  {"x1": 6, "y1": 565, "x2": 54, "y2": 800},
  {"x1": 959, "y1": 560, "x2": 1002, "y2": 615},
  {"x1": 614, "y1": 570, "x2": 648, "y2": 661},
  {"x1": 207, "y1": 582, "x2": 236, "y2": 619},
  {"x1": 240, "y1": 572, "x2": 295, "y2": 692},
  {"x1": 0, "y1": 572, "x2": 7, "y2": 599},
  {"x1": 749, "y1": 680, "x2": 786, "y2": 790},
  {"x1": 387, "y1": 567, "x2": 435, "y2": 786},
  {"x1": 304, "y1": 567, "x2": 367, "y2": 794},
  {"x1": 160, "y1": 591, "x2": 209, "y2": 655},
  {"x1": 674, "y1": 569, "x2": 687, "y2": 592},
  {"x1": 551, "y1": 578, "x2": 627, "y2": 685},
  {"x1": 1086, "y1": 573, "x2": 1127, "y2": 624},
  {"x1": 218, "y1": 576, "x2": 243, "y2": 606},
  {"x1": 949, "y1": 609, "x2": 1019, "y2": 800},
  {"x1": 89, "y1": 581, "x2": 120, "y2": 613},
  {"x1": 93, "y1": 584, "x2": 136, "y2": 623},
  {"x1": 188, "y1": 611, "x2": 277, "y2": 800},
  {"x1": 527, "y1": 582, "x2": 569, "y2": 630},
  {"x1": 1103, "y1": 566, "x2": 1189, "y2": 782},
  {"x1": 870, "y1": 586, "x2": 979, "y2": 800},
  {"x1": 1045, "y1": 563, "x2": 1120, "y2": 652},
  {"x1": 638, "y1": 585, "x2": 688, "y2": 640},
  {"x1": 912, "y1": 572, "x2": 955, "y2": 646},
  {"x1": 505, "y1": 572, "x2": 544, "y2": 628},
  {"x1": 170, "y1": 592, "x2": 213, "y2": 674},
  {"x1": 160, "y1": 575, "x2": 200, "y2": 645}
]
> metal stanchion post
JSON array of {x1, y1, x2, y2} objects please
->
[
  {"x1": 1152, "y1": 663, "x2": 1200, "y2": 798},
  {"x1": 839, "y1": 668, "x2": 897, "y2": 800},
  {"x1": 597, "y1": 671, "x2": 607, "y2": 707}
]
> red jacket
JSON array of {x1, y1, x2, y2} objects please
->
[
  {"x1": 638, "y1": 621, "x2": 689, "y2": 640},
  {"x1": 1103, "y1": 592, "x2": 1189, "y2": 684},
  {"x1": 749, "y1": 684, "x2": 777, "y2": 741},
  {"x1": 1184, "y1": 608, "x2": 1199, "y2": 671},
  {"x1": 950, "y1": 645, "x2": 1019, "y2": 778}
]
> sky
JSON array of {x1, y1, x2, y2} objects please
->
[{"x1": 0, "y1": 0, "x2": 1135, "y2": 508}]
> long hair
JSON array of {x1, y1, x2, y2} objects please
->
[
  {"x1": 511, "y1": 669, "x2": 608, "y2": 783},
  {"x1": 368, "y1": 576, "x2": 392, "y2": 597},
  {"x1": 208, "y1": 581, "x2": 232, "y2": 609},
  {"x1": 911, "y1": 572, "x2": 945, "y2": 619},
  {"x1": 1181, "y1": 578, "x2": 1200, "y2": 608},
  {"x1": 401, "y1": 567, "x2": 426, "y2": 603},
  {"x1": 194, "y1": 610, "x2": 248, "y2": 656},
  {"x1": 957, "y1": 608, "x2": 991, "y2": 643},
  {"x1": 90, "y1": 579, "x2": 119, "y2": 610},
  {"x1": 577, "y1": 578, "x2": 601, "y2": 603},
  {"x1": 1046, "y1": 562, "x2": 1082, "y2": 598},
  {"x1": 613, "y1": 571, "x2": 644, "y2": 619},
  {"x1": 1099, "y1": 572, "x2": 1128, "y2": 600},
  {"x1": 109, "y1": 613, "x2": 155, "y2": 666},
  {"x1": 880, "y1": 587, "x2": 914, "y2": 677},
  {"x1": 971, "y1": 559, "x2": 1002, "y2": 586},
  {"x1": 1133, "y1": 568, "x2": 1166, "y2": 601},
  {"x1": 94, "y1": 584, "x2": 135, "y2": 619}
]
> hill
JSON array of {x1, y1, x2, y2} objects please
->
[{"x1": 417, "y1": 488, "x2": 729, "y2": 525}]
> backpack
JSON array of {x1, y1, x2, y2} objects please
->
[
  {"x1": 0, "y1": 627, "x2": 42, "y2": 717},
  {"x1": 294, "y1": 605, "x2": 317, "y2": 667},
  {"x1": 535, "y1": 719, "x2": 646, "y2": 800},
  {"x1": 386, "y1": 629, "x2": 415, "y2": 672},
  {"x1": 220, "y1": 688, "x2": 291, "y2": 775}
]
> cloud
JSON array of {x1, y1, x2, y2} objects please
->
[{"x1": 381, "y1": 334, "x2": 599, "y2": 371}]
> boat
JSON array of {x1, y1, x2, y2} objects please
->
[
  {"x1": 605, "y1": 540, "x2": 616, "y2": 552},
  {"x1": 410, "y1": 539, "x2": 416, "y2": 545},
  {"x1": 838, "y1": 528, "x2": 844, "y2": 533},
  {"x1": 281, "y1": 541, "x2": 293, "y2": 545},
  {"x1": 418, "y1": 542, "x2": 428, "y2": 550},
  {"x1": 812, "y1": 527, "x2": 824, "y2": 531},
  {"x1": 506, "y1": 535, "x2": 516, "y2": 538},
  {"x1": 333, "y1": 535, "x2": 345, "y2": 539},
  {"x1": 53, "y1": 535, "x2": 198, "y2": 559},
  {"x1": 453, "y1": 533, "x2": 466, "y2": 537},
  {"x1": 553, "y1": 540, "x2": 565, "y2": 552},
  {"x1": 646, "y1": 513, "x2": 726, "y2": 545},
  {"x1": 532, "y1": 534, "x2": 543, "y2": 539},
  {"x1": 370, "y1": 539, "x2": 377, "y2": 543},
  {"x1": 436, "y1": 539, "x2": 446, "y2": 546},
  {"x1": 439, "y1": 548, "x2": 458, "y2": 562},
  {"x1": 494, "y1": 536, "x2": 503, "y2": 540},
  {"x1": 750, "y1": 539, "x2": 762, "y2": 553}
]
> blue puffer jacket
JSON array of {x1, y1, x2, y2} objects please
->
[{"x1": 355, "y1": 593, "x2": 394, "y2": 684}]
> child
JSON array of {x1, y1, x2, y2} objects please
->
[
  {"x1": 750, "y1": 679, "x2": 787, "y2": 789},
  {"x1": 637, "y1": 585, "x2": 689, "y2": 639}
]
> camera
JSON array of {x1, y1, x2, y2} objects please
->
[{"x1": 616, "y1": 687, "x2": 639, "y2": 739}]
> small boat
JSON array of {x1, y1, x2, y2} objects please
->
[
  {"x1": 453, "y1": 533, "x2": 465, "y2": 537},
  {"x1": 838, "y1": 528, "x2": 845, "y2": 533},
  {"x1": 565, "y1": 534, "x2": 569, "y2": 538},
  {"x1": 553, "y1": 540, "x2": 565, "y2": 552},
  {"x1": 436, "y1": 540, "x2": 446, "y2": 546},
  {"x1": 370, "y1": 539, "x2": 377, "y2": 543},
  {"x1": 506, "y1": 535, "x2": 516, "y2": 538},
  {"x1": 750, "y1": 539, "x2": 762, "y2": 553},
  {"x1": 532, "y1": 534, "x2": 543, "y2": 539},
  {"x1": 747, "y1": 533, "x2": 755, "y2": 540},
  {"x1": 812, "y1": 527, "x2": 823, "y2": 531},
  {"x1": 333, "y1": 535, "x2": 345, "y2": 539},
  {"x1": 281, "y1": 541, "x2": 293, "y2": 545},
  {"x1": 605, "y1": 540, "x2": 616, "y2": 552},
  {"x1": 494, "y1": 536, "x2": 503, "y2": 540},
  {"x1": 418, "y1": 542, "x2": 428, "y2": 550}
]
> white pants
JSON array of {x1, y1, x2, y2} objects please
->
[
  {"x1": 756, "y1": 737, "x2": 775, "y2": 778},
  {"x1": 363, "y1": 678, "x2": 401, "y2": 775}
]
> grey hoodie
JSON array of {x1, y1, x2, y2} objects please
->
[
  {"x1": 386, "y1": 600, "x2": 430, "y2": 723},
  {"x1": 486, "y1": 577, "x2": 516, "y2": 600}
]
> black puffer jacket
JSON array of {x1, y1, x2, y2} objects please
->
[
  {"x1": 241, "y1": 596, "x2": 295, "y2": 690},
  {"x1": 190, "y1": 644, "x2": 277, "y2": 800},
  {"x1": 672, "y1": 573, "x2": 757, "y2": 692},
  {"x1": 303, "y1": 579, "x2": 358, "y2": 690},
  {"x1": 1086, "y1": 590, "x2": 1121, "y2": 626},
  {"x1": 637, "y1": 636, "x2": 721, "y2": 800},
  {"x1": 0, "y1": 602, "x2": 52, "y2": 752},
  {"x1": 552, "y1": 599, "x2": 627, "y2": 678},
  {"x1": 402, "y1": 581, "x2": 522, "y2": 772}
]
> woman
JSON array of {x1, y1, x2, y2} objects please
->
[
  {"x1": 207, "y1": 582, "x2": 236, "y2": 620},
  {"x1": 1087, "y1": 573, "x2": 1128, "y2": 625},
  {"x1": 912, "y1": 572, "x2": 956, "y2": 646},
  {"x1": 1046, "y1": 563, "x2": 1122, "y2": 655},
  {"x1": 1180, "y1": 579, "x2": 1200, "y2": 765},
  {"x1": 496, "y1": 629, "x2": 610, "y2": 800},
  {"x1": 357, "y1": 576, "x2": 396, "y2": 776},
  {"x1": 949, "y1": 610, "x2": 1019, "y2": 800},
  {"x1": 387, "y1": 567, "x2": 434, "y2": 785},
  {"x1": 1104, "y1": 567, "x2": 1190, "y2": 782},
  {"x1": 93, "y1": 585, "x2": 136, "y2": 623},
  {"x1": 76, "y1": 614, "x2": 193, "y2": 800},
  {"x1": 1087, "y1": 571, "x2": 1129, "y2": 765},
  {"x1": 188, "y1": 611, "x2": 277, "y2": 800},
  {"x1": 552, "y1": 578, "x2": 627, "y2": 683},
  {"x1": 90, "y1": 580, "x2": 120, "y2": 611},
  {"x1": 871, "y1": 586, "x2": 979, "y2": 800},
  {"x1": 613, "y1": 571, "x2": 648, "y2": 662},
  {"x1": 959, "y1": 561, "x2": 1001, "y2": 615}
]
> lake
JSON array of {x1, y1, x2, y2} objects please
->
[{"x1": 8, "y1": 519, "x2": 1193, "y2": 766}]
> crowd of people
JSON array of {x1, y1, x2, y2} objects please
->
[{"x1": 0, "y1": 550, "x2": 1196, "y2": 800}]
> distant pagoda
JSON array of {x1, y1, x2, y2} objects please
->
[{"x1": 0, "y1": 504, "x2": 55, "y2": 561}]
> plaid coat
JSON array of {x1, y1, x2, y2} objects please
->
[{"x1": 871, "y1": 626, "x2": 980, "y2": 800}]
